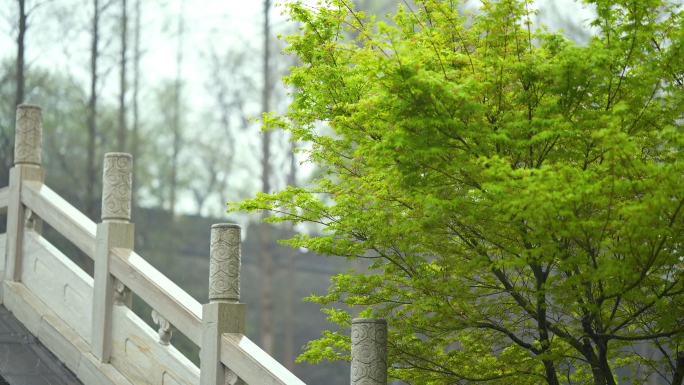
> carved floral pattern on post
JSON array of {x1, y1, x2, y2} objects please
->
[
  {"x1": 225, "y1": 369, "x2": 246, "y2": 385},
  {"x1": 113, "y1": 278, "x2": 130, "y2": 306},
  {"x1": 14, "y1": 105, "x2": 42, "y2": 166},
  {"x1": 152, "y1": 309, "x2": 176, "y2": 346},
  {"x1": 351, "y1": 318, "x2": 388, "y2": 385},
  {"x1": 209, "y1": 224, "x2": 241, "y2": 302},
  {"x1": 101, "y1": 153, "x2": 132, "y2": 221}
]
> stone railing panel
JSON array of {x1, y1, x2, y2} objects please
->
[
  {"x1": 20, "y1": 231, "x2": 94, "y2": 344},
  {"x1": 109, "y1": 305, "x2": 199, "y2": 385},
  {"x1": 109, "y1": 248, "x2": 202, "y2": 345}
]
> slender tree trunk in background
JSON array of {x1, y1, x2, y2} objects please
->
[
  {"x1": 15, "y1": 0, "x2": 26, "y2": 111},
  {"x1": 259, "y1": 0, "x2": 275, "y2": 356},
  {"x1": 118, "y1": 0, "x2": 127, "y2": 152},
  {"x1": 2, "y1": 0, "x2": 28, "y2": 185},
  {"x1": 79, "y1": 0, "x2": 101, "y2": 276},
  {"x1": 284, "y1": 139, "x2": 297, "y2": 369},
  {"x1": 131, "y1": 0, "x2": 141, "y2": 211},
  {"x1": 85, "y1": 0, "x2": 100, "y2": 220},
  {"x1": 170, "y1": 0, "x2": 185, "y2": 217}
]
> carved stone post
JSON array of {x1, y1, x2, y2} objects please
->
[
  {"x1": 5, "y1": 105, "x2": 45, "y2": 283},
  {"x1": 91, "y1": 153, "x2": 135, "y2": 363},
  {"x1": 351, "y1": 318, "x2": 388, "y2": 385},
  {"x1": 200, "y1": 224, "x2": 246, "y2": 385}
]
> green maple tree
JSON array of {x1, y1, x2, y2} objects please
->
[{"x1": 230, "y1": 0, "x2": 684, "y2": 383}]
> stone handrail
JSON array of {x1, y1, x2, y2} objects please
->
[
  {"x1": 20, "y1": 181, "x2": 97, "y2": 258},
  {"x1": 221, "y1": 333, "x2": 306, "y2": 385}
]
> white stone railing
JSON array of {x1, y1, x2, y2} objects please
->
[{"x1": 0, "y1": 104, "x2": 389, "y2": 385}]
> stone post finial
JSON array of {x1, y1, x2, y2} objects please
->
[
  {"x1": 101, "y1": 153, "x2": 132, "y2": 221},
  {"x1": 209, "y1": 224, "x2": 241, "y2": 303},
  {"x1": 351, "y1": 318, "x2": 388, "y2": 385},
  {"x1": 14, "y1": 104, "x2": 42, "y2": 166}
]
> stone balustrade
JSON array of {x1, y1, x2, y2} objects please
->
[{"x1": 1, "y1": 104, "x2": 389, "y2": 385}]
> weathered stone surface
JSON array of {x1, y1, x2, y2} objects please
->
[
  {"x1": 0, "y1": 305, "x2": 82, "y2": 385},
  {"x1": 209, "y1": 224, "x2": 241, "y2": 302},
  {"x1": 101, "y1": 153, "x2": 132, "y2": 221},
  {"x1": 109, "y1": 305, "x2": 198, "y2": 385},
  {"x1": 351, "y1": 318, "x2": 388, "y2": 385},
  {"x1": 14, "y1": 105, "x2": 42, "y2": 166}
]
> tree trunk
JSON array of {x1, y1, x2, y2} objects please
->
[
  {"x1": 118, "y1": 0, "x2": 127, "y2": 152},
  {"x1": 15, "y1": 0, "x2": 26, "y2": 111},
  {"x1": 284, "y1": 139, "x2": 297, "y2": 369},
  {"x1": 585, "y1": 345, "x2": 606, "y2": 385},
  {"x1": 581, "y1": 336, "x2": 611, "y2": 385},
  {"x1": 542, "y1": 359, "x2": 560, "y2": 385},
  {"x1": 3, "y1": 0, "x2": 28, "y2": 185},
  {"x1": 80, "y1": 0, "x2": 101, "y2": 276},
  {"x1": 672, "y1": 353, "x2": 684, "y2": 385},
  {"x1": 259, "y1": 0, "x2": 275, "y2": 356},
  {"x1": 534, "y1": 266, "x2": 559, "y2": 385},
  {"x1": 131, "y1": 0, "x2": 140, "y2": 212},
  {"x1": 170, "y1": 0, "x2": 185, "y2": 217},
  {"x1": 597, "y1": 339, "x2": 616, "y2": 385},
  {"x1": 86, "y1": 0, "x2": 100, "y2": 221}
]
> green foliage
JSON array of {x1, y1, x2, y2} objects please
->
[{"x1": 231, "y1": 0, "x2": 684, "y2": 384}]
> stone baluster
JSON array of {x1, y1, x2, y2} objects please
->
[
  {"x1": 113, "y1": 278, "x2": 131, "y2": 306},
  {"x1": 5, "y1": 105, "x2": 45, "y2": 282},
  {"x1": 152, "y1": 309, "x2": 177, "y2": 345},
  {"x1": 24, "y1": 208, "x2": 42, "y2": 234},
  {"x1": 200, "y1": 224, "x2": 246, "y2": 385},
  {"x1": 91, "y1": 153, "x2": 135, "y2": 363},
  {"x1": 351, "y1": 318, "x2": 388, "y2": 385}
]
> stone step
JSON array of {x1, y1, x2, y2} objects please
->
[{"x1": 0, "y1": 305, "x2": 81, "y2": 385}]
